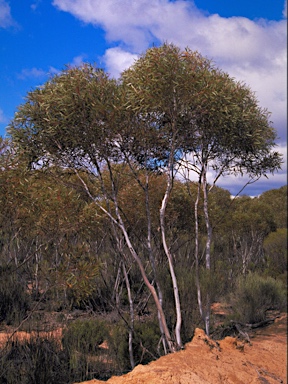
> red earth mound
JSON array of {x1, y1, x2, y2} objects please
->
[{"x1": 75, "y1": 313, "x2": 287, "y2": 384}]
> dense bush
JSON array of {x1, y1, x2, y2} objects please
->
[
  {"x1": 106, "y1": 321, "x2": 130, "y2": 373},
  {"x1": 106, "y1": 318, "x2": 164, "y2": 371},
  {"x1": 0, "y1": 337, "x2": 68, "y2": 384},
  {"x1": 0, "y1": 266, "x2": 30, "y2": 325},
  {"x1": 264, "y1": 228, "x2": 287, "y2": 280},
  {"x1": 133, "y1": 320, "x2": 162, "y2": 364},
  {"x1": 1, "y1": 321, "x2": 114, "y2": 384},
  {"x1": 62, "y1": 318, "x2": 108, "y2": 354},
  {"x1": 230, "y1": 273, "x2": 287, "y2": 324},
  {"x1": 62, "y1": 318, "x2": 117, "y2": 381}
]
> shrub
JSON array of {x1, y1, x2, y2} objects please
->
[
  {"x1": 264, "y1": 228, "x2": 287, "y2": 279},
  {"x1": 0, "y1": 266, "x2": 30, "y2": 325},
  {"x1": 0, "y1": 322, "x2": 112, "y2": 384},
  {"x1": 133, "y1": 320, "x2": 161, "y2": 364},
  {"x1": 62, "y1": 318, "x2": 108, "y2": 354},
  {"x1": 230, "y1": 273, "x2": 287, "y2": 324},
  {"x1": 106, "y1": 318, "x2": 163, "y2": 372},
  {"x1": 106, "y1": 322, "x2": 130, "y2": 373},
  {"x1": 61, "y1": 318, "x2": 117, "y2": 380},
  {"x1": 0, "y1": 337, "x2": 69, "y2": 384}
]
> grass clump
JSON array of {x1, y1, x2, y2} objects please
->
[
  {"x1": 231, "y1": 273, "x2": 287, "y2": 324},
  {"x1": 0, "y1": 266, "x2": 30, "y2": 326},
  {"x1": 62, "y1": 318, "x2": 107, "y2": 355},
  {"x1": 0, "y1": 337, "x2": 68, "y2": 384}
]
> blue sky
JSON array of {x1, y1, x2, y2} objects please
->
[{"x1": 0, "y1": 0, "x2": 287, "y2": 196}]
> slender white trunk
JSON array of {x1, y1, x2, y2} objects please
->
[
  {"x1": 122, "y1": 261, "x2": 135, "y2": 369},
  {"x1": 113, "y1": 262, "x2": 122, "y2": 308},
  {"x1": 202, "y1": 166, "x2": 212, "y2": 336},
  {"x1": 160, "y1": 177, "x2": 182, "y2": 349},
  {"x1": 194, "y1": 179, "x2": 204, "y2": 321},
  {"x1": 117, "y1": 213, "x2": 175, "y2": 353},
  {"x1": 144, "y1": 173, "x2": 168, "y2": 354},
  {"x1": 76, "y1": 167, "x2": 175, "y2": 353},
  {"x1": 202, "y1": 168, "x2": 212, "y2": 271}
]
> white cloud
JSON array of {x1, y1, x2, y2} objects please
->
[
  {"x1": 69, "y1": 54, "x2": 87, "y2": 67},
  {"x1": 31, "y1": 1, "x2": 42, "y2": 11},
  {"x1": 52, "y1": 0, "x2": 201, "y2": 50},
  {"x1": 283, "y1": 0, "x2": 287, "y2": 18},
  {"x1": 0, "y1": 108, "x2": 7, "y2": 124},
  {"x1": 103, "y1": 47, "x2": 138, "y2": 78},
  {"x1": 17, "y1": 67, "x2": 48, "y2": 80},
  {"x1": 17, "y1": 56, "x2": 89, "y2": 82},
  {"x1": 48, "y1": 66, "x2": 60, "y2": 75},
  {"x1": 0, "y1": 0, "x2": 16, "y2": 28},
  {"x1": 220, "y1": 56, "x2": 287, "y2": 144},
  {"x1": 179, "y1": 143, "x2": 287, "y2": 197},
  {"x1": 215, "y1": 143, "x2": 287, "y2": 196}
]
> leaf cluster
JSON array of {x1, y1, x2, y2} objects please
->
[{"x1": 8, "y1": 44, "x2": 282, "y2": 180}]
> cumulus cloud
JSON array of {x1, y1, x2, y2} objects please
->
[
  {"x1": 31, "y1": 1, "x2": 42, "y2": 11},
  {"x1": 0, "y1": 0, "x2": 17, "y2": 28},
  {"x1": 48, "y1": 66, "x2": 60, "y2": 75},
  {"x1": 17, "y1": 56, "x2": 90, "y2": 83},
  {"x1": 219, "y1": 47, "x2": 287, "y2": 143},
  {"x1": 0, "y1": 108, "x2": 7, "y2": 124},
  {"x1": 17, "y1": 67, "x2": 48, "y2": 80},
  {"x1": 52, "y1": 1, "x2": 286, "y2": 58},
  {"x1": 216, "y1": 143, "x2": 287, "y2": 196},
  {"x1": 179, "y1": 144, "x2": 287, "y2": 197},
  {"x1": 283, "y1": 0, "x2": 287, "y2": 18},
  {"x1": 103, "y1": 47, "x2": 138, "y2": 78},
  {"x1": 52, "y1": 0, "x2": 199, "y2": 51},
  {"x1": 69, "y1": 54, "x2": 87, "y2": 67}
]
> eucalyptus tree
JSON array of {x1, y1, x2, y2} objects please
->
[
  {"x1": 120, "y1": 45, "x2": 213, "y2": 347},
  {"x1": 121, "y1": 44, "x2": 282, "y2": 336},
  {"x1": 175, "y1": 49, "x2": 282, "y2": 334},
  {"x1": 259, "y1": 186, "x2": 287, "y2": 229},
  {"x1": 8, "y1": 43, "x2": 282, "y2": 344},
  {"x1": 8, "y1": 64, "x2": 177, "y2": 353},
  {"x1": 229, "y1": 196, "x2": 277, "y2": 276}
]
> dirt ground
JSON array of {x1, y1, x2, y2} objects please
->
[
  {"x1": 75, "y1": 313, "x2": 287, "y2": 384},
  {"x1": 0, "y1": 328, "x2": 63, "y2": 347},
  {"x1": 0, "y1": 311, "x2": 286, "y2": 384}
]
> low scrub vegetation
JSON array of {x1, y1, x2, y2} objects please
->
[{"x1": 230, "y1": 273, "x2": 287, "y2": 324}]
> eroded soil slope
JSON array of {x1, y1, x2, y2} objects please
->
[{"x1": 76, "y1": 314, "x2": 287, "y2": 384}]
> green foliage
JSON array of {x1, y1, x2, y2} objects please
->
[
  {"x1": 0, "y1": 266, "x2": 30, "y2": 325},
  {"x1": 8, "y1": 65, "x2": 121, "y2": 168},
  {"x1": 0, "y1": 337, "x2": 69, "y2": 384},
  {"x1": 230, "y1": 273, "x2": 287, "y2": 324},
  {"x1": 175, "y1": 265, "x2": 201, "y2": 341},
  {"x1": 60, "y1": 318, "x2": 117, "y2": 380},
  {"x1": 62, "y1": 318, "x2": 107, "y2": 355},
  {"x1": 122, "y1": 43, "x2": 282, "y2": 177},
  {"x1": 259, "y1": 186, "x2": 287, "y2": 229},
  {"x1": 106, "y1": 322, "x2": 130, "y2": 372},
  {"x1": 222, "y1": 196, "x2": 278, "y2": 276},
  {"x1": 198, "y1": 267, "x2": 227, "y2": 305},
  {"x1": 264, "y1": 228, "x2": 287, "y2": 280},
  {"x1": 106, "y1": 318, "x2": 163, "y2": 371},
  {"x1": 133, "y1": 320, "x2": 161, "y2": 364},
  {"x1": 63, "y1": 257, "x2": 100, "y2": 308},
  {"x1": 0, "y1": 333, "x2": 110, "y2": 383}
]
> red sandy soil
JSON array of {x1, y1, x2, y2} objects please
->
[
  {"x1": 75, "y1": 313, "x2": 287, "y2": 384},
  {"x1": 0, "y1": 328, "x2": 63, "y2": 347},
  {"x1": 0, "y1": 310, "x2": 286, "y2": 384}
]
